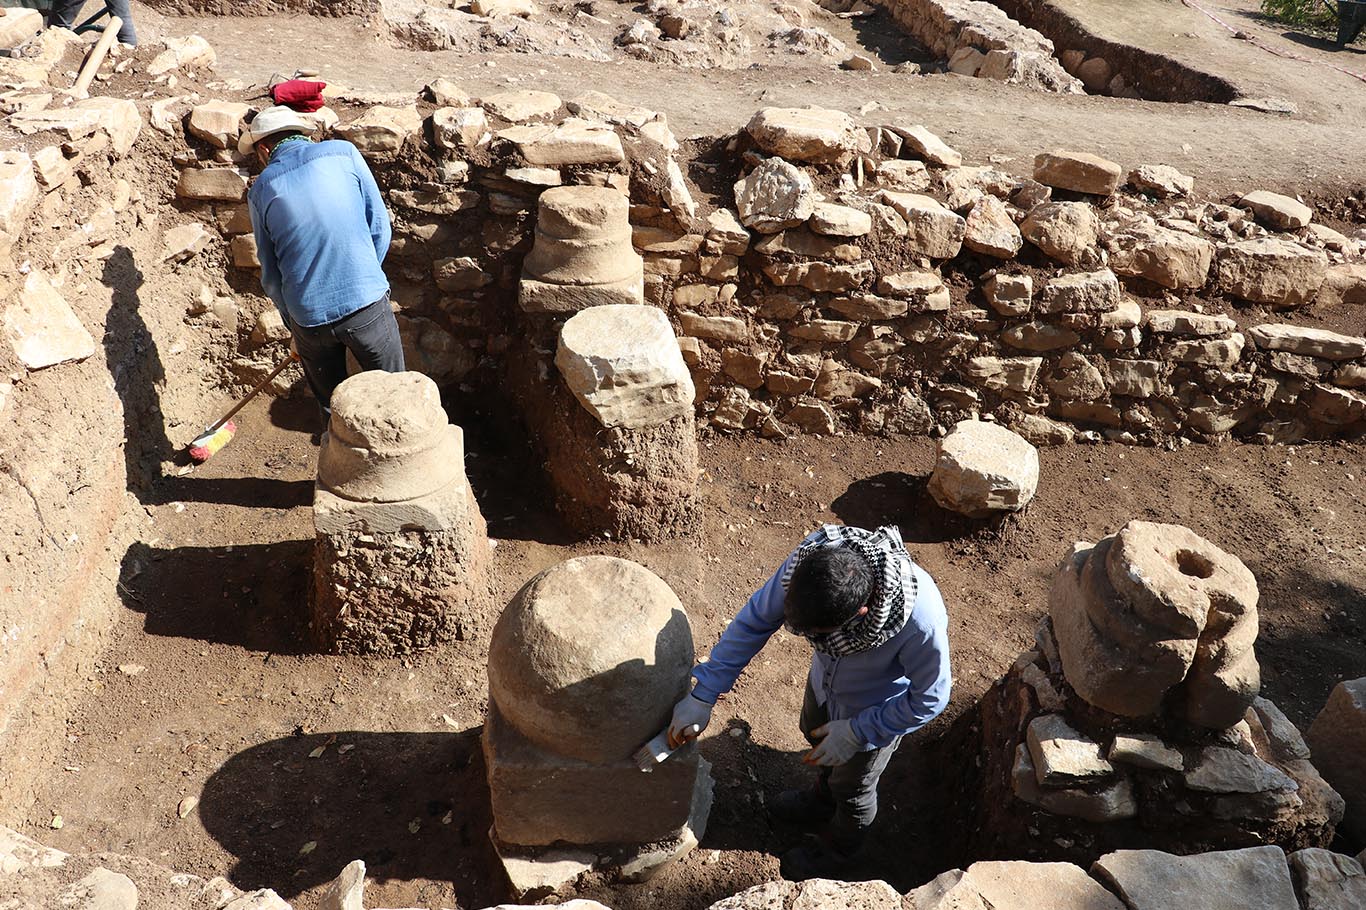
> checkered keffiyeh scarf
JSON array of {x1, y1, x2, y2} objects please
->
[{"x1": 781, "y1": 524, "x2": 916, "y2": 657}]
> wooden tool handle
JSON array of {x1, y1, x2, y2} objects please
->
[
  {"x1": 203, "y1": 352, "x2": 295, "y2": 436},
  {"x1": 71, "y1": 16, "x2": 121, "y2": 99}
]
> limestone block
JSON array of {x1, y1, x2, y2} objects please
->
[
  {"x1": 878, "y1": 191, "x2": 965, "y2": 258},
  {"x1": 1248, "y1": 324, "x2": 1366, "y2": 362},
  {"x1": 1253, "y1": 697, "x2": 1311, "y2": 761},
  {"x1": 1037, "y1": 269, "x2": 1120, "y2": 314},
  {"x1": 983, "y1": 273, "x2": 1032, "y2": 316},
  {"x1": 1109, "y1": 733, "x2": 1183, "y2": 771},
  {"x1": 754, "y1": 229, "x2": 861, "y2": 261},
  {"x1": 231, "y1": 234, "x2": 260, "y2": 269},
  {"x1": 1021, "y1": 202, "x2": 1100, "y2": 265},
  {"x1": 893, "y1": 124, "x2": 962, "y2": 167},
  {"x1": 963, "y1": 195, "x2": 1022, "y2": 259},
  {"x1": 928, "y1": 420, "x2": 1039, "y2": 517},
  {"x1": 471, "y1": 0, "x2": 537, "y2": 15},
  {"x1": 176, "y1": 167, "x2": 248, "y2": 202},
  {"x1": 59, "y1": 868, "x2": 138, "y2": 910},
  {"x1": 431, "y1": 106, "x2": 490, "y2": 151},
  {"x1": 521, "y1": 185, "x2": 644, "y2": 313},
  {"x1": 188, "y1": 99, "x2": 250, "y2": 149},
  {"x1": 337, "y1": 106, "x2": 421, "y2": 159},
  {"x1": 146, "y1": 34, "x2": 216, "y2": 76},
  {"x1": 1145, "y1": 309, "x2": 1235, "y2": 337},
  {"x1": 706, "y1": 208, "x2": 750, "y2": 253},
  {"x1": 789, "y1": 879, "x2": 900, "y2": 909},
  {"x1": 876, "y1": 159, "x2": 932, "y2": 192},
  {"x1": 0, "y1": 824, "x2": 68, "y2": 870},
  {"x1": 1110, "y1": 225, "x2": 1214, "y2": 290},
  {"x1": 1034, "y1": 151, "x2": 1122, "y2": 196},
  {"x1": 555, "y1": 305, "x2": 694, "y2": 430},
  {"x1": 745, "y1": 107, "x2": 870, "y2": 166},
  {"x1": 1108, "y1": 359, "x2": 1166, "y2": 398},
  {"x1": 1185, "y1": 746, "x2": 1297, "y2": 795},
  {"x1": 787, "y1": 319, "x2": 857, "y2": 342},
  {"x1": 782, "y1": 398, "x2": 837, "y2": 434},
  {"x1": 567, "y1": 91, "x2": 656, "y2": 127},
  {"x1": 762, "y1": 259, "x2": 873, "y2": 292},
  {"x1": 1128, "y1": 164, "x2": 1193, "y2": 198},
  {"x1": 0, "y1": 8, "x2": 42, "y2": 47},
  {"x1": 1092, "y1": 846, "x2": 1299, "y2": 910},
  {"x1": 1240, "y1": 190, "x2": 1313, "y2": 230},
  {"x1": 488, "y1": 556, "x2": 694, "y2": 764},
  {"x1": 481, "y1": 89, "x2": 563, "y2": 122},
  {"x1": 1163, "y1": 333, "x2": 1246, "y2": 369},
  {"x1": 810, "y1": 203, "x2": 872, "y2": 237},
  {"x1": 1288, "y1": 848, "x2": 1366, "y2": 910},
  {"x1": 1216, "y1": 238, "x2": 1328, "y2": 307},
  {"x1": 1002, "y1": 321, "x2": 1080, "y2": 352},
  {"x1": 912, "y1": 860, "x2": 1126, "y2": 910},
  {"x1": 0, "y1": 151, "x2": 38, "y2": 251},
  {"x1": 682, "y1": 313, "x2": 749, "y2": 342},
  {"x1": 505, "y1": 119, "x2": 625, "y2": 166},
  {"x1": 31, "y1": 145, "x2": 72, "y2": 190},
  {"x1": 1305, "y1": 384, "x2": 1366, "y2": 425},
  {"x1": 1026, "y1": 714, "x2": 1114, "y2": 786},
  {"x1": 3, "y1": 271, "x2": 96, "y2": 370},
  {"x1": 962, "y1": 356, "x2": 1042, "y2": 393},
  {"x1": 317, "y1": 860, "x2": 364, "y2": 910},
  {"x1": 734, "y1": 158, "x2": 816, "y2": 233},
  {"x1": 10, "y1": 97, "x2": 142, "y2": 156},
  {"x1": 1307, "y1": 678, "x2": 1366, "y2": 840},
  {"x1": 1011, "y1": 745, "x2": 1137, "y2": 822}
]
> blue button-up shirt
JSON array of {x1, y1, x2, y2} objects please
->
[
  {"x1": 691, "y1": 529, "x2": 953, "y2": 750},
  {"x1": 248, "y1": 139, "x2": 392, "y2": 328}
]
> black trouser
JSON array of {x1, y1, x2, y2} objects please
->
[
  {"x1": 49, "y1": 0, "x2": 138, "y2": 44},
  {"x1": 798, "y1": 681, "x2": 903, "y2": 853},
  {"x1": 289, "y1": 295, "x2": 405, "y2": 429}
]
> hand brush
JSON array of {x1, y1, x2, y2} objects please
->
[
  {"x1": 188, "y1": 353, "x2": 294, "y2": 463},
  {"x1": 632, "y1": 724, "x2": 700, "y2": 772}
]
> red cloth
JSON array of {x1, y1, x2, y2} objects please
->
[{"x1": 270, "y1": 80, "x2": 327, "y2": 113}]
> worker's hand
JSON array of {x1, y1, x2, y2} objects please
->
[
  {"x1": 804, "y1": 719, "x2": 863, "y2": 767},
  {"x1": 667, "y1": 693, "x2": 713, "y2": 749},
  {"x1": 289, "y1": 337, "x2": 300, "y2": 362}
]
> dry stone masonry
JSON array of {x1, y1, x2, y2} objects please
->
[
  {"x1": 967, "y1": 521, "x2": 1344, "y2": 865},
  {"x1": 311, "y1": 371, "x2": 491, "y2": 655},
  {"x1": 484, "y1": 557, "x2": 712, "y2": 896}
]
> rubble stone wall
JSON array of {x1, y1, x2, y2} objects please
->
[{"x1": 172, "y1": 90, "x2": 1366, "y2": 449}]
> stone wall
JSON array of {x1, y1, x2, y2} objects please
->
[{"x1": 168, "y1": 89, "x2": 1366, "y2": 449}]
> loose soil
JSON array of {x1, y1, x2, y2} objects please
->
[{"x1": 16, "y1": 381, "x2": 1365, "y2": 909}]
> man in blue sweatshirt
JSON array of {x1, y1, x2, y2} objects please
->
[
  {"x1": 241, "y1": 106, "x2": 403, "y2": 429},
  {"x1": 667, "y1": 524, "x2": 952, "y2": 879}
]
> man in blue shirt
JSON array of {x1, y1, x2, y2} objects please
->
[
  {"x1": 667, "y1": 524, "x2": 952, "y2": 879},
  {"x1": 241, "y1": 106, "x2": 403, "y2": 430}
]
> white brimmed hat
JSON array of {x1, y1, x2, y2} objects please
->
[{"x1": 237, "y1": 105, "x2": 314, "y2": 156}]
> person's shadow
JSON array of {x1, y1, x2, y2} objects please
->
[{"x1": 103, "y1": 245, "x2": 169, "y2": 501}]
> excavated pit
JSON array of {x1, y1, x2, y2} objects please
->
[{"x1": 1, "y1": 12, "x2": 1365, "y2": 910}]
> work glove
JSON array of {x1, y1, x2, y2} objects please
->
[
  {"x1": 667, "y1": 693, "x2": 714, "y2": 749},
  {"x1": 805, "y1": 718, "x2": 863, "y2": 767}
]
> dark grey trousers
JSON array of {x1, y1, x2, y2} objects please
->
[
  {"x1": 799, "y1": 681, "x2": 902, "y2": 852},
  {"x1": 289, "y1": 295, "x2": 405, "y2": 429}
]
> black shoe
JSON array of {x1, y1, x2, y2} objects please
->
[
  {"x1": 780, "y1": 834, "x2": 856, "y2": 881},
  {"x1": 769, "y1": 788, "x2": 836, "y2": 825}
]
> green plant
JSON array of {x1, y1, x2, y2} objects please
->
[{"x1": 1259, "y1": 0, "x2": 1337, "y2": 28}]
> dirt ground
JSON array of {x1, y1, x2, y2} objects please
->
[{"x1": 17, "y1": 375, "x2": 1365, "y2": 908}]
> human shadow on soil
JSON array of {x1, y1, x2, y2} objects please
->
[
  {"x1": 199, "y1": 728, "x2": 502, "y2": 905},
  {"x1": 119, "y1": 539, "x2": 314, "y2": 652},
  {"x1": 103, "y1": 246, "x2": 171, "y2": 501},
  {"x1": 832, "y1": 471, "x2": 994, "y2": 544}
]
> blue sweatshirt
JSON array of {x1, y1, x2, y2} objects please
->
[
  {"x1": 248, "y1": 139, "x2": 392, "y2": 328},
  {"x1": 691, "y1": 529, "x2": 953, "y2": 750}
]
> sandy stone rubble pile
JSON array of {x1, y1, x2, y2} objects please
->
[{"x1": 969, "y1": 520, "x2": 1347, "y2": 865}]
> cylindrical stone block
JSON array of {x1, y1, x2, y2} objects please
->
[
  {"x1": 488, "y1": 555, "x2": 694, "y2": 764},
  {"x1": 519, "y1": 185, "x2": 645, "y2": 313},
  {"x1": 311, "y1": 370, "x2": 490, "y2": 655}
]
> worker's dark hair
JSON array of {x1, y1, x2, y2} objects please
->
[
  {"x1": 784, "y1": 546, "x2": 873, "y2": 634},
  {"x1": 258, "y1": 130, "x2": 303, "y2": 152}
]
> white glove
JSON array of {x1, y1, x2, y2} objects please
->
[
  {"x1": 805, "y1": 718, "x2": 863, "y2": 767},
  {"x1": 667, "y1": 693, "x2": 714, "y2": 749}
]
